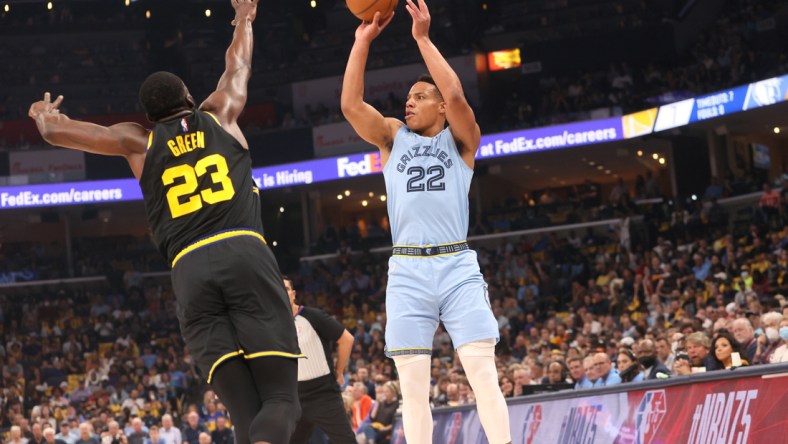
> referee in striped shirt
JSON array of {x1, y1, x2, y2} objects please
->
[{"x1": 284, "y1": 276, "x2": 356, "y2": 444}]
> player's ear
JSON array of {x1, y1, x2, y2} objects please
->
[{"x1": 186, "y1": 94, "x2": 196, "y2": 109}]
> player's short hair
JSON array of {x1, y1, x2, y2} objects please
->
[
  {"x1": 416, "y1": 74, "x2": 443, "y2": 100},
  {"x1": 139, "y1": 71, "x2": 189, "y2": 122}
]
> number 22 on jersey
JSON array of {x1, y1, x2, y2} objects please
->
[{"x1": 161, "y1": 153, "x2": 235, "y2": 218}]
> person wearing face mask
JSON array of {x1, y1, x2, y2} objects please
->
[
  {"x1": 770, "y1": 318, "x2": 788, "y2": 363},
  {"x1": 755, "y1": 312, "x2": 785, "y2": 364},
  {"x1": 636, "y1": 339, "x2": 671, "y2": 379}
]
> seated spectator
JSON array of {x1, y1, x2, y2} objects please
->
[
  {"x1": 56, "y1": 422, "x2": 78, "y2": 444},
  {"x1": 209, "y1": 418, "x2": 232, "y2": 444},
  {"x1": 74, "y1": 423, "x2": 98, "y2": 444},
  {"x1": 616, "y1": 348, "x2": 644, "y2": 383},
  {"x1": 145, "y1": 427, "x2": 165, "y2": 444},
  {"x1": 755, "y1": 312, "x2": 785, "y2": 364},
  {"x1": 8, "y1": 425, "x2": 29, "y2": 444},
  {"x1": 158, "y1": 415, "x2": 181, "y2": 444},
  {"x1": 43, "y1": 427, "x2": 66, "y2": 444},
  {"x1": 674, "y1": 332, "x2": 716, "y2": 375},
  {"x1": 125, "y1": 418, "x2": 148, "y2": 444},
  {"x1": 592, "y1": 353, "x2": 621, "y2": 387},
  {"x1": 710, "y1": 330, "x2": 748, "y2": 369},
  {"x1": 637, "y1": 339, "x2": 671, "y2": 379},
  {"x1": 499, "y1": 375, "x2": 514, "y2": 398},
  {"x1": 731, "y1": 318, "x2": 758, "y2": 363},
  {"x1": 181, "y1": 413, "x2": 204, "y2": 444},
  {"x1": 350, "y1": 382, "x2": 373, "y2": 434},
  {"x1": 772, "y1": 318, "x2": 788, "y2": 363}
]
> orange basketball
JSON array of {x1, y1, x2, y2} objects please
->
[{"x1": 346, "y1": 0, "x2": 398, "y2": 22}]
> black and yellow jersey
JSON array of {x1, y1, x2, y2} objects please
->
[{"x1": 140, "y1": 110, "x2": 262, "y2": 266}]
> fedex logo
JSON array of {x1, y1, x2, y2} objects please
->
[{"x1": 337, "y1": 153, "x2": 382, "y2": 178}]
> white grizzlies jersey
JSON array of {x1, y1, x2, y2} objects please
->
[{"x1": 383, "y1": 126, "x2": 473, "y2": 246}]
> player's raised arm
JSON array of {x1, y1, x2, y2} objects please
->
[
  {"x1": 341, "y1": 12, "x2": 401, "y2": 159},
  {"x1": 29, "y1": 92, "x2": 148, "y2": 178},
  {"x1": 200, "y1": 0, "x2": 258, "y2": 141},
  {"x1": 406, "y1": 0, "x2": 480, "y2": 167}
]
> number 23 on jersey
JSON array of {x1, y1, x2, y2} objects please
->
[{"x1": 161, "y1": 153, "x2": 235, "y2": 218}]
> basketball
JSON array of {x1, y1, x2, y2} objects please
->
[{"x1": 346, "y1": 0, "x2": 398, "y2": 22}]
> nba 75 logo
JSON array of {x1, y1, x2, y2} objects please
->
[
  {"x1": 636, "y1": 390, "x2": 666, "y2": 444},
  {"x1": 521, "y1": 404, "x2": 542, "y2": 444}
]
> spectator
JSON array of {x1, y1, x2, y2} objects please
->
[
  {"x1": 158, "y1": 415, "x2": 181, "y2": 444},
  {"x1": 30, "y1": 423, "x2": 46, "y2": 444},
  {"x1": 544, "y1": 361, "x2": 570, "y2": 384},
  {"x1": 125, "y1": 418, "x2": 148, "y2": 444},
  {"x1": 674, "y1": 332, "x2": 715, "y2": 375},
  {"x1": 616, "y1": 348, "x2": 643, "y2": 383},
  {"x1": 567, "y1": 357, "x2": 589, "y2": 389},
  {"x1": 74, "y1": 423, "x2": 97, "y2": 444},
  {"x1": 100, "y1": 422, "x2": 125, "y2": 444},
  {"x1": 196, "y1": 434, "x2": 210, "y2": 444},
  {"x1": 350, "y1": 382, "x2": 373, "y2": 433},
  {"x1": 756, "y1": 312, "x2": 785, "y2": 364},
  {"x1": 43, "y1": 427, "x2": 66, "y2": 444},
  {"x1": 655, "y1": 337, "x2": 675, "y2": 370},
  {"x1": 637, "y1": 339, "x2": 671, "y2": 380},
  {"x1": 56, "y1": 422, "x2": 78, "y2": 444},
  {"x1": 209, "y1": 418, "x2": 232, "y2": 444},
  {"x1": 731, "y1": 318, "x2": 758, "y2": 363},
  {"x1": 499, "y1": 375, "x2": 514, "y2": 398},
  {"x1": 181, "y1": 413, "x2": 204, "y2": 444},
  {"x1": 592, "y1": 353, "x2": 621, "y2": 387},
  {"x1": 512, "y1": 365, "x2": 536, "y2": 396},
  {"x1": 772, "y1": 318, "x2": 788, "y2": 363},
  {"x1": 711, "y1": 330, "x2": 748, "y2": 369},
  {"x1": 8, "y1": 425, "x2": 28, "y2": 444},
  {"x1": 578, "y1": 356, "x2": 597, "y2": 389},
  {"x1": 145, "y1": 427, "x2": 165, "y2": 444}
]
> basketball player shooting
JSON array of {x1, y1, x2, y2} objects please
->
[
  {"x1": 27, "y1": 1, "x2": 303, "y2": 443},
  {"x1": 340, "y1": 1, "x2": 512, "y2": 443}
]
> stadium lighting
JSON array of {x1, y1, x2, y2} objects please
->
[
  {"x1": 368, "y1": 192, "x2": 374, "y2": 197},
  {"x1": 279, "y1": 207, "x2": 285, "y2": 213},
  {"x1": 774, "y1": 127, "x2": 781, "y2": 134},
  {"x1": 659, "y1": 157, "x2": 666, "y2": 165},
  {"x1": 344, "y1": 190, "x2": 350, "y2": 196},
  {"x1": 124, "y1": 0, "x2": 130, "y2": 6},
  {"x1": 310, "y1": 0, "x2": 317, "y2": 7},
  {"x1": 337, "y1": 195, "x2": 343, "y2": 200},
  {"x1": 380, "y1": 195, "x2": 387, "y2": 202},
  {"x1": 596, "y1": 165, "x2": 604, "y2": 170},
  {"x1": 47, "y1": 2, "x2": 53, "y2": 10},
  {"x1": 605, "y1": 170, "x2": 611, "y2": 175},
  {"x1": 361, "y1": 200, "x2": 368, "y2": 207},
  {"x1": 272, "y1": 241, "x2": 278, "y2": 247},
  {"x1": 4, "y1": 4, "x2": 9, "y2": 12},
  {"x1": 636, "y1": 150, "x2": 643, "y2": 157},
  {"x1": 652, "y1": 153, "x2": 659, "y2": 160},
  {"x1": 691, "y1": 195, "x2": 698, "y2": 201},
  {"x1": 205, "y1": 9, "x2": 211, "y2": 17},
  {"x1": 145, "y1": 9, "x2": 150, "y2": 18}
]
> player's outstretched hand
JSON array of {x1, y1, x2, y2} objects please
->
[
  {"x1": 405, "y1": 0, "x2": 431, "y2": 41},
  {"x1": 231, "y1": 0, "x2": 257, "y2": 25},
  {"x1": 355, "y1": 11, "x2": 395, "y2": 44},
  {"x1": 29, "y1": 92, "x2": 64, "y2": 120}
]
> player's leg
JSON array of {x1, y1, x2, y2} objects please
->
[
  {"x1": 213, "y1": 238, "x2": 302, "y2": 443},
  {"x1": 438, "y1": 252, "x2": 511, "y2": 444},
  {"x1": 172, "y1": 249, "x2": 260, "y2": 444},
  {"x1": 385, "y1": 256, "x2": 439, "y2": 443},
  {"x1": 210, "y1": 359, "x2": 263, "y2": 444},
  {"x1": 391, "y1": 354, "x2": 432, "y2": 443},
  {"x1": 246, "y1": 356, "x2": 301, "y2": 444}
]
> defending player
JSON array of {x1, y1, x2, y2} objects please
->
[
  {"x1": 340, "y1": 0, "x2": 512, "y2": 442},
  {"x1": 28, "y1": 1, "x2": 302, "y2": 443}
]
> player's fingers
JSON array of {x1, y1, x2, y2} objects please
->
[
  {"x1": 52, "y1": 95, "x2": 64, "y2": 109},
  {"x1": 380, "y1": 11, "x2": 395, "y2": 28},
  {"x1": 44, "y1": 92, "x2": 51, "y2": 103},
  {"x1": 404, "y1": 2, "x2": 416, "y2": 18},
  {"x1": 371, "y1": 10, "x2": 381, "y2": 27},
  {"x1": 405, "y1": 0, "x2": 418, "y2": 14},
  {"x1": 418, "y1": 0, "x2": 429, "y2": 13}
]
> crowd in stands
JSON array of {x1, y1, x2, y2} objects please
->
[{"x1": 0, "y1": 175, "x2": 785, "y2": 443}]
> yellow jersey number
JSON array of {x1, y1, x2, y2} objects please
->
[{"x1": 161, "y1": 154, "x2": 236, "y2": 219}]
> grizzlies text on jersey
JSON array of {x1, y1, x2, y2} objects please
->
[{"x1": 383, "y1": 126, "x2": 473, "y2": 247}]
